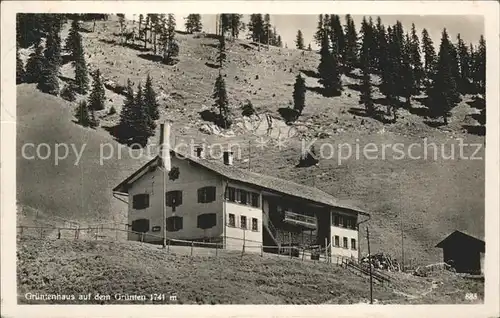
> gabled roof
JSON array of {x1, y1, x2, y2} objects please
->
[
  {"x1": 113, "y1": 151, "x2": 369, "y2": 216},
  {"x1": 435, "y1": 230, "x2": 485, "y2": 252}
]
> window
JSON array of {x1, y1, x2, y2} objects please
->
[
  {"x1": 251, "y1": 193, "x2": 260, "y2": 208},
  {"x1": 132, "y1": 194, "x2": 149, "y2": 210},
  {"x1": 166, "y1": 191, "x2": 183, "y2": 211},
  {"x1": 198, "y1": 186, "x2": 216, "y2": 203},
  {"x1": 333, "y1": 215, "x2": 339, "y2": 226},
  {"x1": 346, "y1": 218, "x2": 351, "y2": 229},
  {"x1": 240, "y1": 216, "x2": 247, "y2": 229},
  {"x1": 343, "y1": 237, "x2": 348, "y2": 248},
  {"x1": 251, "y1": 218, "x2": 258, "y2": 231},
  {"x1": 228, "y1": 213, "x2": 235, "y2": 227},
  {"x1": 351, "y1": 238, "x2": 357, "y2": 250},
  {"x1": 197, "y1": 213, "x2": 217, "y2": 229},
  {"x1": 237, "y1": 189, "x2": 248, "y2": 204},
  {"x1": 225, "y1": 187, "x2": 236, "y2": 201},
  {"x1": 152, "y1": 226, "x2": 161, "y2": 232},
  {"x1": 131, "y1": 218, "x2": 150, "y2": 233},
  {"x1": 166, "y1": 216, "x2": 183, "y2": 231},
  {"x1": 334, "y1": 235, "x2": 340, "y2": 247}
]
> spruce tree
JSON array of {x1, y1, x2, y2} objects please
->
[
  {"x1": 308, "y1": 43, "x2": 312, "y2": 51},
  {"x1": 428, "y1": 29, "x2": 460, "y2": 124},
  {"x1": 380, "y1": 26, "x2": 398, "y2": 119},
  {"x1": 216, "y1": 34, "x2": 227, "y2": 68},
  {"x1": 160, "y1": 14, "x2": 179, "y2": 64},
  {"x1": 421, "y1": 28, "x2": 437, "y2": 79},
  {"x1": 263, "y1": 14, "x2": 272, "y2": 45},
  {"x1": 212, "y1": 73, "x2": 230, "y2": 129},
  {"x1": 139, "y1": 14, "x2": 143, "y2": 39},
  {"x1": 73, "y1": 26, "x2": 89, "y2": 94},
  {"x1": 75, "y1": 100, "x2": 91, "y2": 127},
  {"x1": 343, "y1": 14, "x2": 358, "y2": 72},
  {"x1": 374, "y1": 17, "x2": 386, "y2": 73},
  {"x1": 185, "y1": 14, "x2": 202, "y2": 33},
  {"x1": 134, "y1": 82, "x2": 155, "y2": 144},
  {"x1": 61, "y1": 82, "x2": 77, "y2": 101},
  {"x1": 318, "y1": 30, "x2": 342, "y2": 97},
  {"x1": 401, "y1": 33, "x2": 416, "y2": 107},
  {"x1": 329, "y1": 15, "x2": 345, "y2": 61},
  {"x1": 456, "y1": 34, "x2": 471, "y2": 93},
  {"x1": 473, "y1": 35, "x2": 485, "y2": 95},
  {"x1": 38, "y1": 28, "x2": 62, "y2": 95},
  {"x1": 16, "y1": 43, "x2": 25, "y2": 84},
  {"x1": 295, "y1": 30, "x2": 304, "y2": 49},
  {"x1": 248, "y1": 14, "x2": 264, "y2": 43},
  {"x1": 117, "y1": 79, "x2": 136, "y2": 143},
  {"x1": 229, "y1": 14, "x2": 243, "y2": 39},
  {"x1": 360, "y1": 17, "x2": 375, "y2": 72},
  {"x1": 293, "y1": 73, "x2": 306, "y2": 115},
  {"x1": 117, "y1": 14, "x2": 125, "y2": 43},
  {"x1": 314, "y1": 14, "x2": 324, "y2": 46},
  {"x1": 88, "y1": 69, "x2": 105, "y2": 110},
  {"x1": 409, "y1": 23, "x2": 424, "y2": 91},
  {"x1": 144, "y1": 74, "x2": 160, "y2": 121},
  {"x1": 25, "y1": 42, "x2": 44, "y2": 83},
  {"x1": 65, "y1": 19, "x2": 81, "y2": 61},
  {"x1": 360, "y1": 53, "x2": 374, "y2": 115}
]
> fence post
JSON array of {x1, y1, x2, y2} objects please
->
[
  {"x1": 302, "y1": 248, "x2": 305, "y2": 261},
  {"x1": 324, "y1": 238, "x2": 328, "y2": 263},
  {"x1": 289, "y1": 232, "x2": 292, "y2": 258},
  {"x1": 260, "y1": 245, "x2": 263, "y2": 257},
  {"x1": 58, "y1": 229, "x2": 61, "y2": 239},
  {"x1": 39, "y1": 227, "x2": 43, "y2": 239},
  {"x1": 191, "y1": 241, "x2": 194, "y2": 256},
  {"x1": 216, "y1": 242, "x2": 219, "y2": 257},
  {"x1": 242, "y1": 230, "x2": 246, "y2": 256},
  {"x1": 141, "y1": 232, "x2": 144, "y2": 242},
  {"x1": 167, "y1": 239, "x2": 170, "y2": 253}
]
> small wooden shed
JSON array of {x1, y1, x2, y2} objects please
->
[{"x1": 436, "y1": 230, "x2": 485, "y2": 274}]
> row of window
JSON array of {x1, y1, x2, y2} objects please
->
[
  {"x1": 132, "y1": 187, "x2": 217, "y2": 210},
  {"x1": 225, "y1": 187, "x2": 260, "y2": 208},
  {"x1": 332, "y1": 235, "x2": 357, "y2": 250},
  {"x1": 132, "y1": 186, "x2": 261, "y2": 210},
  {"x1": 227, "y1": 213, "x2": 259, "y2": 231},
  {"x1": 332, "y1": 215, "x2": 357, "y2": 230},
  {"x1": 130, "y1": 213, "x2": 217, "y2": 233}
]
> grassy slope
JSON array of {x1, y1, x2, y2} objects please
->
[
  {"x1": 16, "y1": 17, "x2": 484, "y2": 264},
  {"x1": 17, "y1": 236, "x2": 484, "y2": 304}
]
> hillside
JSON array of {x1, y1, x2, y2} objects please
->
[
  {"x1": 16, "y1": 16, "x2": 485, "y2": 264},
  {"x1": 17, "y1": 236, "x2": 484, "y2": 304}
]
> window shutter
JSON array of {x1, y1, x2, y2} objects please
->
[{"x1": 197, "y1": 188, "x2": 203, "y2": 203}]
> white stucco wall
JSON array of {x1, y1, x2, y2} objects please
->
[
  {"x1": 127, "y1": 156, "x2": 224, "y2": 242},
  {"x1": 223, "y1": 181, "x2": 263, "y2": 253},
  {"x1": 330, "y1": 209, "x2": 359, "y2": 263}
]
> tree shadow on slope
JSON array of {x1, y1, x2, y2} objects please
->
[
  {"x1": 205, "y1": 62, "x2": 220, "y2": 69},
  {"x1": 306, "y1": 86, "x2": 342, "y2": 98},
  {"x1": 348, "y1": 107, "x2": 393, "y2": 124},
  {"x1": 466, "y1": 96, "x2": 485, "y2": 110},
  {"x1": 300, "y1": 69, "x2": 320, "y2": 79},
  {"x1": 462, "y1": 125, "x2": 485, "y2": 136},
  {"x1": 137, "y1": 54, "x2": 163, "y2": 63},
  {"x1": 346, "y1": 83, "x2": 362, "y2": 92},
  {"x1": 240, "y1": 43, "x2": 254, "y2": 50},
  {"x1": 278, "y1": 107, "x2": 299, "y2": 124}
]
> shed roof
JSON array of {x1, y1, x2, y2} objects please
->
[
  {"x1": 113, "y1": 151, "x2": 369, "y2": 216},
  {"x1": 435, "y1": 230, "x2": 485, "y2": 252}
]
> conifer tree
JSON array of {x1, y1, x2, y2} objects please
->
[
  {"x1": 88, "y1": 69, "x2": 105, "y2": 110},
  {"x1": 318, "y1": 30, "x2": 342, "y2": 96},
  {"x1": 72, "y1": 25, "x2": 90, "y2": 94},
  {"x1": 25, "y1": 42, "x2": 44, "y2": 83},
  {"x1": 380, "y1": 26, "x2": 398, "y2": 119},
  {"x1": 421, "y1": 28, "x2": 437, "y2": 79},
  {"x1": 229, "y1": 14, "x2": 243, "y2": 39},
  {"x1": 308, "y1": 43, "x2": 312, "y2": 51},
  {"x1": 359, "y1": 32, "x2": 374, "y2": 115},
  {"x1": 16, "y1": 43, "x2": 25, "y2": 84},
  {"x1": 75, "y1": 100, "x2": 91, "y2": 127},
  {"x1": 216, "y1": 34, "x2": 227, "y2": 68},
  {"x1": 117, "y1": 14, "x2": 126, "y2": 43},
  {"x1": 61, "y1": 82, "x2": 77, "y2": 101},
  {"x1": 343, "y1": 14, "x2": 358, "y2": 72},
  {"x1": 428, "y1": 29, "x2": 460, "y2": 124},
  {"x1": 248, "y1": 14, "x2": 264, "y2": 43},
  {"x1": 144, "y1": 74, "x2": 159, "y2": 121},
  {"x1": 185, "y1": 14, "x2": 202, "y2": 33},
  {"x1": 329, "y1": 15, "x2": 345, "y2": 60},
  {"x1": 409, "y1": 23, "x2": 424, "y2": 90},
  {"x1": 212, "y1": 73, "x2": 230, "y2": 129},
  {"x1": 456, "y1": 34, "x2": 471, "y2": 93},
  {"x1": 263, "y1": 14, "x2": 272, "y2": 45},
  {"x1": 117, "y1": 79, "x2": 136, "y2": 142},
  {"x1": 314, "y1": 14, "x2": 324, "y2": 46},
  {"x1": 360, "y1": 17, "x2": 375, "y2": 72},
  {"x1": 293, "y1": 73, "x2": 306, "y2": 115},
  {"x1": 65, "y1": 19, "x2": 81, "y2": 61},
  {"x1": 374, "y1": 17, "x2": 386, "y2": 73},
  {"x1": 138, "y1": 14, "x2": 143, "y2": 39},
  {"x1": 160, "y1": 14, "x2": 179, "y2": 64},
  {"x1": 401, "y1": 33, "x2": 416, "y2": 107},
  {"x1": 134, "y1": 82, "x2": 155, "y2": 141},
  {"x1": 38, "y1": 27, "x2": 62, "y2": 95},
  {"x1": 295, "y1": 30, "x2": 305, "y2": 49},
  {"x1": 473, "y1": 35, "x2": 485, "y2": 95},
  {"x1": 277, "y1": 35, "x2": 283, "y2": 48}
]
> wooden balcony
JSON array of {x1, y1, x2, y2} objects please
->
[{"x1": 283, "y1": 211, "x2": 317, "y2": 229}]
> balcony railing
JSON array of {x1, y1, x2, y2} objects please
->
[{"x1": 283, "y1": 211, "x2": 317, "y2": 229}]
